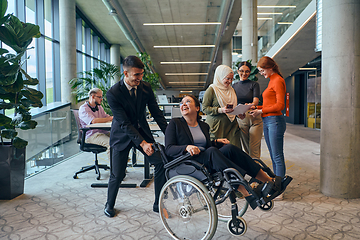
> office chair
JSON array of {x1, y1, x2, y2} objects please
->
[{"x1": 72, "y1": 109, "x2": 110, "y2": 180}]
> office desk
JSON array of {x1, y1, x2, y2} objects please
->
[{"x1": 86, "y1": 122, "x2": 153, "y2": 188}]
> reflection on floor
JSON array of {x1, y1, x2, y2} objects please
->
[{"x1": 1, "y1": 125, "x2": 360, "y2": 239}]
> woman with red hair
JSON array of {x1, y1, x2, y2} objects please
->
[{"x1": 249, "y1": 56, "x2": 287, "y2": 200}]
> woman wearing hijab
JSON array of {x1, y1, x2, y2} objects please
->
[{"x1": 202, "y1": 65, "x2": 242, "y2": 149}]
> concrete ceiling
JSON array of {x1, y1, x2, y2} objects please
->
[{"x1": 75, "y1": 0, "x2": 319, "y2": 91}]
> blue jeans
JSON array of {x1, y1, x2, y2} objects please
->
[{"x1": 262, "y1": 115, "x2": 286, "y2": 177}]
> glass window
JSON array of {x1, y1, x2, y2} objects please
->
[
  {"x1": 44, "y1": 0, "x2": 52, "y2": 38},
  {"x1": 6, "y1": 0, "x2": 15, "y2": 15},
  {"x1": 25, "y1": 0, "x2": 36, "y2": 24},
  {"x1": 26, "y1": 40, "x2": 37, "y2": 79},
  {"x1": 45, "y1": 38, "x2": 53, "y2": 104}
]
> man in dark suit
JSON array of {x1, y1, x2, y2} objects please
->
[{"x1": 104, "y1": 55, "x2": 167, "y2": 217}]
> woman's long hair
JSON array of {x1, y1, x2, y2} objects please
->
[{"x1": 257, "y1": 56, "x2": 283, "y2": 78}]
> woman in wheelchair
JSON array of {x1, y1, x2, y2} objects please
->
[{"x1": 165, "y1": 95, "x2": 292, "y2": 209}]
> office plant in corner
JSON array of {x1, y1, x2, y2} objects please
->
[
  {"x1": 0, "y1": 0, "x2": 43, "y2": 199},
  {"x1": 69, "y1": 62, "x2": 121, "y2": 115}
]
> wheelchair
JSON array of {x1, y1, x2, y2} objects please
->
[{"x1": 153, "y1": 142, "x2": 278, "y2": 240}]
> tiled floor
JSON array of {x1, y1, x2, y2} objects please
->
[{"x1": 1, "y1": 124, "x2": 360, "y2": 240}]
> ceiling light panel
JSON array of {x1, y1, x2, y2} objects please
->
[
  {"x1": 154, "y1": 45, "x2": 215, "y2": 48},
  {"x1": 143, "y1": 22, "x2": 221, "y2": 26}
]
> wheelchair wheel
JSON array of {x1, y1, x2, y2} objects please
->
[
  {"x1": 227, "y1": 216, "x2": 247, "y2": 236},
  {"x1": 259, "y1": 199, "x2": 274, "y2": 211},
  {"x1": 214, "y1": 182, "x2": 249, "y2": 222},
  {"x1": 159, "y1": 175, "x2": 218, "y2": 240}
]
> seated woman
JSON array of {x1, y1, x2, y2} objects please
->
[{"x1": 165, "y1": 95, "x2": 292, "y2": 209}]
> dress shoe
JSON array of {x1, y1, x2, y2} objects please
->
[
  {"x1": 104, "y1": 203, "x2": 115, "y2": 217},
  {"x1": 153, "y1": 204, "x2": 159, "y2": 213}
]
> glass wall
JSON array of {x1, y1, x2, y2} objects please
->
[
  {"x1": 306, "y1": 70, "x2": 321, "y2": 129},
  {"x1": 2, "y1": 0, "x2": 111, "y2": 177}
]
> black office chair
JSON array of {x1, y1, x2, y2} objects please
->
[{"x1": 72, "y1": 109, "x2": 110, "y2": 180}]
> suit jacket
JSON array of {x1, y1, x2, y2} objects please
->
[
  {"x1": 165, "y1": 117, "x2": 223, "y2": 159},
  {"x1": 107, "y1": 79, "x2": 167, "y2": 151}
]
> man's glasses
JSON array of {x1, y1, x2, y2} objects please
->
[
  {"x1": 95, "y1": 96, "x2": 103, "y2": 99},
  {"x1": 239, "y1": 70, "x2": 250, "y2": 74}
]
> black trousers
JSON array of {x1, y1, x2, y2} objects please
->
[
  {"x1": 106, "y1": 142, "x2": 166, "y2": 208},
  {"x1": 194, "y1": 144, "x2": 261, "y2": 178}
]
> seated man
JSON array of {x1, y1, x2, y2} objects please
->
[{"x1": 79, "y1": 88, "x2": 113, "y2": 160}]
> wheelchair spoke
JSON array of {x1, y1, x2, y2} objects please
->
[{"x1": 159, "y1": 176, "x2": 218, "y2": 240}]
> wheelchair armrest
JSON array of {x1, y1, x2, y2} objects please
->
[{"x1": 164, "y1": 152, "x2": 192, "y2": 169}]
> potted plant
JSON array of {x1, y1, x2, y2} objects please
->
[
  {"x1": 69, "y1": 62, "x2": 121, "y2": 115},
  {"x1": 0, "y1": 0, "x2": 43, "y2": 200},
  {"x1": 232, "y1": 59, "x2": 259, "y2": 82},
  {"x1": 69, "y1": 52, "x2": 161, "y2": 114}
]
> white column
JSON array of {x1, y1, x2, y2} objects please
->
[
  {"x1": 320, "y1": 0, "x2": 360, "y2": 198},
  {"x1": 242, "y1": 0, "x2": 258, "y2": 63},
  {"x1": 59, "y1": 0, "x2": 76, "y2": 103},
  {"x1": 110, "y1": 44, "x2": 121, "y2": 84},
  {"x1": 222, "y1": 39, "x2": 233, "y2": 67}
]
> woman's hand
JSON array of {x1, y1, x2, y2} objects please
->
[
  {"x1": 216, "y1": 138, "x2": 230, "y2": 145},
  {"x1": 186, "y1": 145, "x2": 201, "y2": 156},
  {"x1": 249, "y1": 109, "x2": 262, "y2": 117},
  {"x1": 220, "y1": 106, "x2": 234, "y2": 113}
]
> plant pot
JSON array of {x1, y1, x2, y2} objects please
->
[{"x1": 0, "y1": 143, "x2": 26, "y2": 200}]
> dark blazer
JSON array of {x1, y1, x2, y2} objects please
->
[
  {"x1": 165, "y1": 117, "x2": 223, "y2": 159},
  {"x1": 107, "y1": 79, "x2": 167, "y2": 151}
]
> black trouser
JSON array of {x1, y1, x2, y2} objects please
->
[
  {"x1": 106, "y1": 143, "x2": 166, "y2": 208},
  {"x1": 194, "y1": 144, "x2": 261, "y2": 178}
]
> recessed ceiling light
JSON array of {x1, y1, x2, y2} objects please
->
[
  {"x1": 278, "y1": 22, "x2": 293, "y2": 25},
  {"x1": 239, "y1": 17, "x2": 273, "y2": 20},
  {"x1": 154, "y1": 45, "x2": 215, "y2": 48},
  {"x1": 144, "y1": 22, "x2": 221, "y2": 26},
  {"x1": 180, "y1": 91, "x2": 193, "y2": 93},
  {"x1": 299, "y1": 68, "x2": 317, "y2": 70},
  {"x1": 257, "y1": 12, "x2": 283, "y2": 15},
  {"x1": 165, "y1": 73, "x2": 208, "y2": 76},
  {"x1": 257, "y1": 17, "x2": 273, "y2": 20},
  {"x1": 257, "y1": 5, "x2": 296, "y2": 8},
  {"x1": 160, "y1": 61, "x2": 211, "y2": 64}
]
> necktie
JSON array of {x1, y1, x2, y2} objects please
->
[{"x1": 130, "y1": 88, "x2": 136, "y2": 101}]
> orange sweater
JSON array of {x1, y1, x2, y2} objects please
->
[{"x1": 259, "y1": 73, "x2": 286, "y2": 118}]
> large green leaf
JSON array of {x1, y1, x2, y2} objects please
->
[
  {"x1": 0, "y1": 62, "x2": 20, "y2": 77},
  {"x1": 13, "y1": 136, "x2": 27, "y2": 149},
  {"x1": 18, "y1": 119, "x2": 37, "y2": 130},
  {"x1": 21, "y1": 23, "x2": 41, "y2": 42},
  {"x1": 0, "y1": 0, "x2": 7, "y2": 19},
  {"x1": 20, "y1": 68, "x2": 39, "y2": 85},
  {"x1": 0, "y1": 113, "x2": 12, "y2": 126},
  {"x1": 0, "y1": 26, "x2": 21, "y2": 52},
  {"x1": 21, "y1": 87, "x2": 43, "y2": 107},
  {"x1": 0, "y1": 92, "x2": 16, "y2": 101},
  {"x1": 0, "y1": 14, "x2": 9, "y2": 26},
  {"x1": 3, "y1": 72, "x2": 22, "y2": 92},
  {"x1": 0, "y1": 101, "x2": 14, "y2": 109},
  {"x1": 0, "y1": 73, "x2": 16, "y2": 86},
  {"x1": 0, "y1": 48, "x2": 9, "y2": 55},
  {"x1": 1, "y1": 128, "x2": 17, "y2": 139}
]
